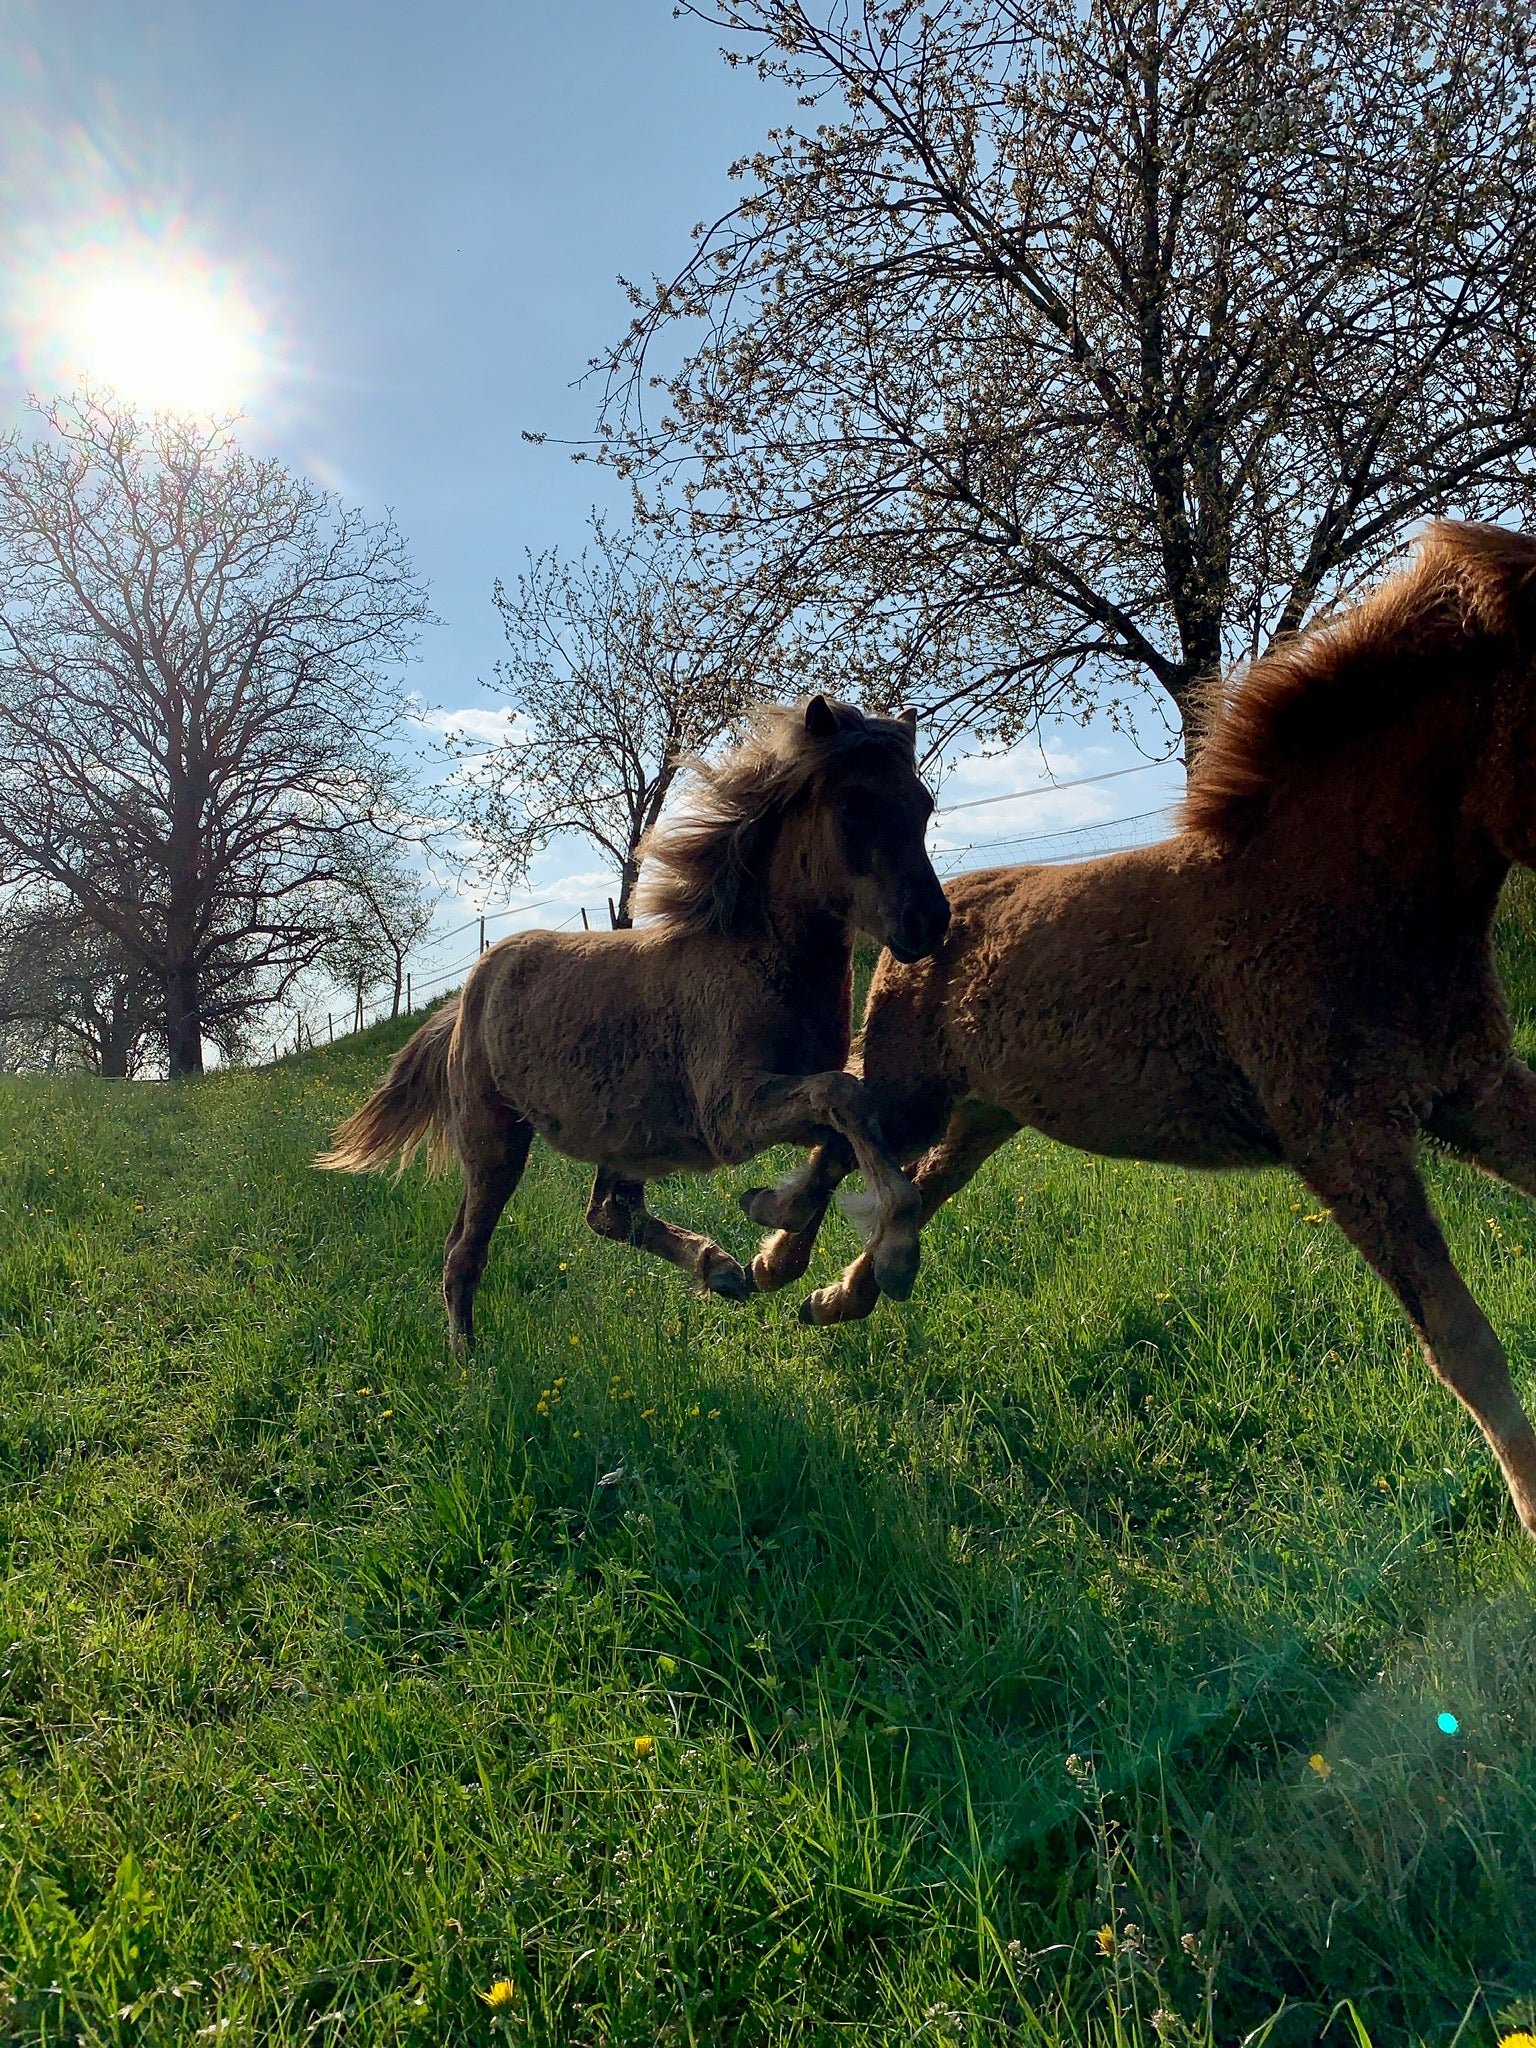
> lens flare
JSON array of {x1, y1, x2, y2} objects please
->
[{"x1": 13, "y1": 227, "x2": 270, "y2": 417}]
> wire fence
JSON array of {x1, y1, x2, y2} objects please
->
[{"x1": 264, "y1": 761, "x2": 1184, "y2": 1064}]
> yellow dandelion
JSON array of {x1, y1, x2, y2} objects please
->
[
  {"x1": 1095, "y1": 1924, "x2": 1116, "y2": 1956},
  {"x1": 633, "y1": 1735, "x2": 655, "y2": 1758},
  {"x1": 689, "y1": 1403, "x2": 701, "y2": 1417},
  {"x1": 1497, "y1": 2035, "x2": 1536, "y2": 2048},
  {"x1": 558, "y1": 1260, "x2": 568, "y2": 1271},
  {"x1": 570, "y1": 1334, "x2": 580, "y2": 1346},
  {"x1": 1308, "y1": 1753, "x2": 1332, "y2": 1780},
  {"x1": 481, "y1": 1979, "x2": 518, "y2": 2010},
  {"x1": 708, "y1": 1408, "x2": 721, "y2": 1419},
  {"x1": 640, "y1": 1407, "x2": 655, "y2": 1419}
]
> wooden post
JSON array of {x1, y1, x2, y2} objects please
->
[
  {"x1": 327, "y1": 1014, "x2": 333, "y2": 1042},
  {"x1": 580, "y1": 906, "x2": 590, "y2": 930},
  {"x1": 406, "y1": 973, "x2": 411, "y2": 1013},
  {"x1": 608, "y1": 897, "x2": 618, "y2": 929},
  {"x1": 479, "y1": 915, "x2": 486, "y2": 955}
]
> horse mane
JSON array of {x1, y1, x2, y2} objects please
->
[
  {"x1": 1181, "y1": 521, "x2": 1536, "y2": 840},
  {"x1": 634, "y1": 699, "x2": 915, "y2": 936}
]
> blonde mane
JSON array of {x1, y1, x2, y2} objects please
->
[
  {"x1": 1181, "y1": 521, "x2": 1536, "y2": 839},
  {"x1": 635, "y1": 700, "x2": 916, "y2": 936}
]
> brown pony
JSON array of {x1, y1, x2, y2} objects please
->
[
  {"x1": 751, "y1": 524, "x2": 1536, "y2": 1537},
  {"x1": 318, "y1": 697, "x2": 950, "y2": 1353}
]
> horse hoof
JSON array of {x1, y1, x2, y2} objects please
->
[
  {"x1": 871, "y1": 1237, "x2": 920, "y2": 1301},
  {"x1": 702, "y1": 1254, "x2": 753, "y2": 1301}
]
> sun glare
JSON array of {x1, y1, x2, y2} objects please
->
[{"x1": 17, "y1": 234, "x2": 271, "y2": 418}]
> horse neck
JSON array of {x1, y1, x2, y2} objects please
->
[
  {"x1": 1263, "y1": 660, "x2": 1510, "y2": 929},
  {"x1": 756, "y1": 810, "x2": 856, "y2": 990}
]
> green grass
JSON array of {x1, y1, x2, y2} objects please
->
[{"x1": 3, "y1": 940, "x2": 1536, "y2": 2042}]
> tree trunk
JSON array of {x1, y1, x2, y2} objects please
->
[
  {"x1": 391, "y1": 953, "x2": 402, "y2": 1019},
  {"x1": 613, "y1": 849, "x2": 639, "y2": 929},
  {"x1": 164, "y1": 956, "x2": 204, "y2": 1077}
]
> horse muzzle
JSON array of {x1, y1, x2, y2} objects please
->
[{"x1": 885, "y1": 891, "x2": 951, "y2": 964}]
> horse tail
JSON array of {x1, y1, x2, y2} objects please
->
[{"x1": 316, "y1": 998, "x2": 459, "y2": 1176}]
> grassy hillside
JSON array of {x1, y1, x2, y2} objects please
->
[{"x1": 2, "y1": 936, "x2": 1536, "y2": 2042}]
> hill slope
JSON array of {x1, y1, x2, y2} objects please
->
[{"x1": 1, "y1": 957, "x2": 1536, "y2": 2043}]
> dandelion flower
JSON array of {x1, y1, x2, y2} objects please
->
[
  {"x1": 481, "y1": 1979, "x2": 518, "y2": 2010},
  {"x1": 1095, "y1": 1924, "x2": 1116, "y2": 1956},
  {"x1": 1308, "y1": 1753, "x2": 1332, "y2": 1780},
  {"x1": 633, "y1": 1735, "x2": 655, "y2": 1758},
  {"x1": 1497, "y1": 2035, "x2": 1536, "y2": 2048}
]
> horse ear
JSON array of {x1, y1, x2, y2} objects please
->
[
  {"x1": 897, "y1": 707, "x2": 918, "y2": 736},
  {"x1": 804, "y1": 694, "x2": 838, "y2": 739}
]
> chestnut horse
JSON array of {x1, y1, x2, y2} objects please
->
[
  {"x1": 750, "y1": 524, "x2": 1536, "y2": 1536},
  {"x1": 319, "y1": 697, "x2": 949, "y2": 1353}
]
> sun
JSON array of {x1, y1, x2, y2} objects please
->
[{"x1": 17, "y1": 233, "x2": 270, "y2": 418}]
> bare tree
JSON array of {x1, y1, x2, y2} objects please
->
[
  {"x1": 0, "y1": 886, "x2": 155, "y2": 1077},
  {"x1": 0, "y1": 394, "x2": 428, "y2": 1074},
  {"x1": 601, "y1": 0, "x2": 1536, "y2": 755},
  {"x1": 320, "y1": 838, "x2": 438, "y2": 1023},
  {"x1": 447, "y1": 516, "x2": 765, "y2": 926}
]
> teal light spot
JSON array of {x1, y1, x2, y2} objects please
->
[{"x1": 1437, "y1": 1712, "x2": 1459, "y2": 1736}]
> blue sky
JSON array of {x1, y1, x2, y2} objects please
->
[{"x1": 0, "y1": 0, "x2": 1183, "y2": 1019}]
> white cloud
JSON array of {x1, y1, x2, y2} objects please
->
[
  {"x1": 417, "y1": 702, "x2": 526, "y2": 747},
  {"x1": 928, "y1": 733, "x2": 1184, "y2": 867}
]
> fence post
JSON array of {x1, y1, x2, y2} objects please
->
[
  {"x1": 406, "y1": 973, "x2": 411, "y2": 1013},
  {"x1": 580, "y1": 907, "x2": 590, "y2": 930},
  {"x1": 608, "y1": 897, "x2": 618, "y2": 929},
  {"x1": 327, "y1": 1014, "x2": 333, "y2": 1042},
  {"x1": 479, "y1": 915, "x2": 486, "y2": 955}
]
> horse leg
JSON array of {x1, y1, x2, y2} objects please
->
[
  {"x1": 443, "y1": 1112, "x2": 534, "y2": 1358},
  {"x1": 586, "y1": 1171, "x2": 753, "y2": 1301},
  {"x1": 1294, "y1": 1133, "x2": 1536, "y2": 1537},
  {"x1": 1428, "y1": 1057, "x2": 1536, "y2": 1199},
  {"x1": 736, "y1": 1071, "x2": 924, "y2": 1298},
  {"x1": 801, "y1": 1097, "x2": 1019, "y2": 1326},
  {"x1": 740, "y1": 1135, "x2": 856, "y2": 1230},
  {"x1": 745, "y1": 1138, "x2": 857, "y2": 1292}
]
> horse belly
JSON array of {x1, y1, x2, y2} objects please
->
[
  {"x1": 484, "y1": 995, "x2": 715, "y2": 1177},
  {"x1": 964, "y1": 992, "x2": 1281, "y2": 1171},
  {"x1": 1016, "y1": 1061, "x2": 1281, "y2": 1170}
]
